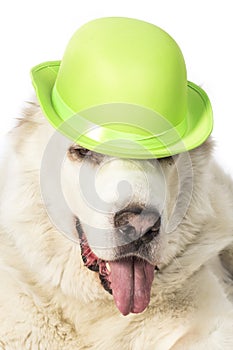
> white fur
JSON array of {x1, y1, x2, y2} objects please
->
[{"x1": 0, "y1": 103, "x2": 233, "y2": 349}]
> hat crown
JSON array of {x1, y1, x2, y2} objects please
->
[{"x1": 55, "y1": 17, "x2": 187, "y2": 129}]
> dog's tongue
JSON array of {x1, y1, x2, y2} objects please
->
[{"x1": 109, "y1": 258, "x2": 155, "y2": 316}]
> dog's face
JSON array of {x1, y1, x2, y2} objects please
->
[
  {"x1": 59, "y1": 142, "x2": 206, "y2": 315},
  {"x1": 0, "y1": 107, "x2": 216, "y2": 317}
]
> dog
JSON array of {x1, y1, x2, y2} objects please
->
[{"x1": 0, "y1": 101, "x2": 233, "y2": 349}]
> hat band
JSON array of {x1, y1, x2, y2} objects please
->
[{"x1": 51, "y1": 84, "x2": 187, "y2": 148}]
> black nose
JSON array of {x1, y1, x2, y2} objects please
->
[{"x1": 114, "y1": 206, "x2": 161, "y2": 245}]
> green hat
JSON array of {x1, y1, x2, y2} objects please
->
[{"x1": 31, "y1": 17, "x2": 213, "y2": 159}]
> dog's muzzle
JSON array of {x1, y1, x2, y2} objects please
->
[{"x1": 77, "y1": 205, "x2": 161, "y2": 316}]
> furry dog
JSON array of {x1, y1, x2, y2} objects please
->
[{"x1": 0, "y1": 102, "x2": 233, "y2": 349}]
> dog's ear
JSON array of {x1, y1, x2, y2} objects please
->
[{"x1": 189, "y1": 137, "x2": 215, "y2": 168}]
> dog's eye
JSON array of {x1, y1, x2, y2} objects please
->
[
  {"x1": 158, "y1": 155, "x2": 177, "y2": 165},
  {"x1": 69, "y1": 146, "x2": 92, "y2": 159},
  {"x1": 75, "y1": 147, "x2": 92, "y2": 158},
  {"x1": 68, "y1": 145, "x2": 104, "y2": 164}
]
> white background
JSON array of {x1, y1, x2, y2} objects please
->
[{"x1": 0, "y1": 0, "x2": 232, "y2": 173}]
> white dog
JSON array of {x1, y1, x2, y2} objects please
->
[{"x1": 0, "y1": 102, "x2": 233, "y2": 349}]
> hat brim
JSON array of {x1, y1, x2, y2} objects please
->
[{"x1": 31, "y1": 61, "x2": 213, "y2": 159}]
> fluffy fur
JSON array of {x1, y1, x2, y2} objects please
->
[{"x1": 0, "y1": 102, "x2": 233, "y2": 349}]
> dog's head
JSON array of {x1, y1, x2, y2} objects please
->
[
  {"x1": 3, "y1": 108, "x2": 214, "y2": 316},
  {"x1": 57, "y1": 139, "x2": 213, "y2": 315}
]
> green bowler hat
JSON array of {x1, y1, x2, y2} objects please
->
[{"x1": 31, "y1": 17, "x2": 213, "y2": 159}]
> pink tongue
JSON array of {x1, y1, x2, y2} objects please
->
[{"x1": 109, "y1": 258, "x2": 155, "y2": 316}]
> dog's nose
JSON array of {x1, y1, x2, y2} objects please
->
[{"x1": 114, "y1": 207, "x2": 161, "y2": 245}]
